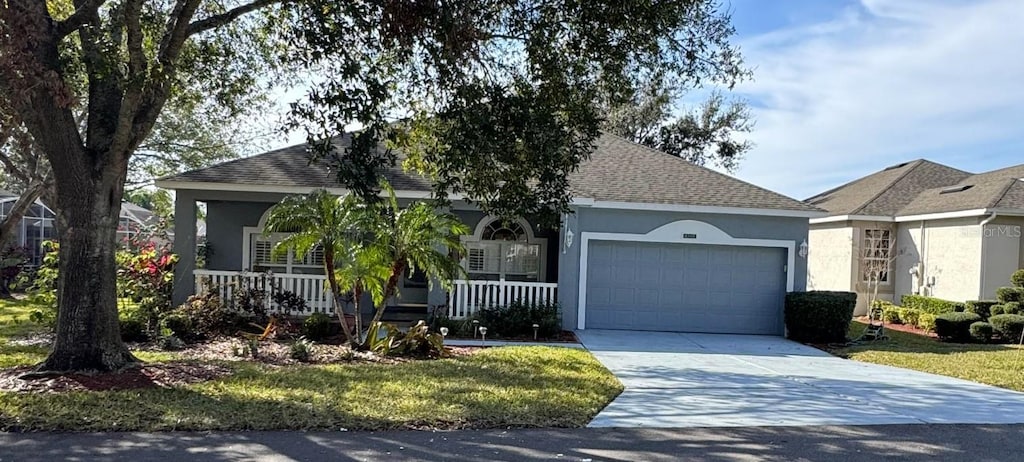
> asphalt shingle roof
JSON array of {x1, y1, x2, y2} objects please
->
[
  {"x1": 161, "y1": 133, "x2": 820, "y2": 213},
  {"x1": 807, "y1": 159, "x2": 1024, "y2": 218},
  {"x1": 805, "y1": 160, "x2": 971, "y2": 216},
  {"x1": 569, "y1": 134, "x2": 820, "y2": 212}
]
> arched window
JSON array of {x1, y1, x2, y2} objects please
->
[{"x1": 463, "y1": 217, "x2": 546, "y2": 281}]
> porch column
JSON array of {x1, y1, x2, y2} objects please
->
[{"x1": 172, "y1": 190, "x2": 198, "y2": 307}]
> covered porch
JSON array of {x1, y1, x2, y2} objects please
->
[
  {"x1": 171, "y1": 189, "x2": 560, "y2": 320},
  {"x1": 193, "y1": 269, "x2": 558, "y2": 319}
]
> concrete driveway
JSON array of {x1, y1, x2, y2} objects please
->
[{"x1": 578, "y1": 329, "x2": 1024, "y2": 428}]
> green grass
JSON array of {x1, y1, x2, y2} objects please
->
[
  {"x1": 0, "y1": 299, "x2": 621, "y2": 431},
  {"x1": 0, "y1": 346, "x2": 622, "y2": 431},
  {"x1": 831, "y1": 321, "x2": 1024, "y2": 392},
  {"x1": 0, "y1": 298, "x2": 45, "y2": 339}
]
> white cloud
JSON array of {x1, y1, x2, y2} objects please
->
[{"x1": 733, "y1": 0, "x2": 1024, "y2": 199}]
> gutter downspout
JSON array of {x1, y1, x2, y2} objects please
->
[
  {"x1": 980, "y1": 212, "x2": 999, "y2": 300},
  {"x1": 919, "y1": 220, "x2": 926, "y2": 296}
]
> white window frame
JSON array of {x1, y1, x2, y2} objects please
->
[
  {"x1": 861, "y1": 228, "x2": 892, "y2": 285},
  {"x1": 460, "y1": 216, "x2": 547, "y2": 281},
  {"x1": 242, "y1": 227, "x2": 325, "y2": 274}
]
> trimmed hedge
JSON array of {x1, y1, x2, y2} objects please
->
[
  {"x1": 900, "y1": 295, "x2": 966, "y2": 315},
  {"x1": 966, "y1": 300, "x2": 999, "y2": 320},
  {"x1": 996, "y1": 287, "x2": 1024, "y2": 304},
  {"x1": 917, "y1": 313, "x2": 937, "y2": 332},
  {"x1": 970, "y1": 321, "x2": 994, "y2": 343},
  {"x1": 991, "y1": 305, "x2": 1006, "y2": 316},
  {"x1": 882, "y1": 306, "x2": 902, "y2": 324},
  {"x1": 1012, "y1": 269, "x2": 1024, "y2": 288},
  {"x1": 899, "y1": 307, "x2": 921, "y2": 326},
  {"x1": 933, "y1": 312, "x2": 982, "y2": 342},
  {"x1": 1003, "y1": 302, "x2": 1023, "y2": 315},
  {"x1": 990, "y1": 314, "x2": 1024, "y2": 343},
  {"x1": 785, "y1": 291, "x2": 856, "y2": 343}
]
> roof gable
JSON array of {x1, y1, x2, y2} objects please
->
[{"x1": 806, "y1": 160, "x2": 971, "y2": 216}]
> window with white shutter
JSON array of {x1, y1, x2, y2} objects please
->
[{"x1": 463, "y1": 218, "x2": 545, "y2": 281}]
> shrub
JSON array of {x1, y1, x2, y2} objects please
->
[
  {"x1": 966, "y1": 300, "x2": 999, "y2": 320},
  {"x1": 289, "y1": 337, "x2": 316, "y2": 362},
  {"x1": 366, "y1": 321, "x2": 446, "y2": 358},
  {"x1": 161, "y1": 313, "x2": 193, "y2": 339},
  {"x1": 991, "y1": 305, "x2": 1006, "y2": 316},
  {"x1": 784, "y1": 291, "x2": 856, "y2": 343},
  {"x1": 166, "y1": 290, "x2": 238, "y2": 340},
  {"x1": 273, "y1": 290, "x2": 309, "y2": 315},
  {"x1": 970, "y1": 322, "x2": 994, "y2": 343},
  {"x1": 990, "y1": 314, "x2": 1024, "y2": 343},
  {"x1": 996, "y1": 287, "x2": 1024, "y2": 304},
  {"x1": 302, "y1": 313, "x2": 333, "y2": 341},
  {"x1": 882, "y1": 307, "x2": 902, "y2": 324},
  {"x1": 934, "y1": 312, "x2": 982, "y2": 342},
  {"x1": 900, "y1": 295, "x2": 966, "y2": 315},
  {"x1": 1012, "y1": 269, "x2": 1024, "y2": 288},
  {"x1": 1004, "y1": 302, "x2": 1023, "y2": 315},
  {"x1": 471, "y1": 301, "x2": 561, "y2": 339},
  {"x1": 917, "y1": 313, "x2": 937, "y2": 332},
  {"x1": 899, "y1": 307, "x2": 922, "y2": 326},
  {"x1": 119, "y1": 316, "x2": 148, "y2": 342}
]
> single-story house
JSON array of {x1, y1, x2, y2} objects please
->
[
  {"x1": 806, "y1": 159, "x2": 1024, "y2": 314},
  {"x1": 156, "y1": 134, "x2": 823, "y2": 335},
  {"x1": 0, "y1": 190, "x2": 161, "y2": 265}
]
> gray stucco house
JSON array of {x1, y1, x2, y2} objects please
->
[{"x1": 157, "y1": 134, "x2": 823, "y2": 335}]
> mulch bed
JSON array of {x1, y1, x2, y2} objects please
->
[
  {"x1": 0, "y1": 362, "x2": 233, "y2": 393},
  {"x1": 0, "y1": 340, "x2": 479, "y2": 394},
  {"x1": 854, "y1": 317, "x2": 937, "y2": 338}
]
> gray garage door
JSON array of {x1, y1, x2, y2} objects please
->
[{"x1": 585, "y1": 241, "x2": 787, "y2": 335}]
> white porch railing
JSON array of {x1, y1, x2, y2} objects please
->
[
  {"x1": 447, "y1": 278, "x2": 558, "y2": 319},
  {"x1": 193, "y1": 269, "x2": 332, "y2": 315}
]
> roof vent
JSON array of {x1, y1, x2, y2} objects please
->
[
  {"x1": 883, "y1": 162, "x2": 911, "y2": 171},
  {"x1": 939, "y1": 184, "x2": 974, "y2": 194}
]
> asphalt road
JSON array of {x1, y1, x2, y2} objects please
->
[{"x1": 2, "y1": 424, "x2": 1023, "y2": 461}]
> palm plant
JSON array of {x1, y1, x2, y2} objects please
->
[
  {"x1": 263, "y1": 189, "x2": 365, "y2": 344},
  {"x1": 263, "y1": 183, "x2": 469, "y2": 348},
  {"x1": 359, "y1": 184, "x2": 470, "y2": 346}
]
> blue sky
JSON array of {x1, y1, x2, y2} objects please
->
[
  {"x1": 261, "y1": 0, "x2": 1024, "y2": 201},
  {"x1": 723, "y1": 0, "x2": 1024, "y2": 199}
]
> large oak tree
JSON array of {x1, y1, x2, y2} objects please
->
[{"x1": 0, "y1": 0, "x2": 746, "y2": 372}]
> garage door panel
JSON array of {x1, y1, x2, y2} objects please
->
[{"x1": 585, "y1": 241, "x2": 785, "y2": 335}]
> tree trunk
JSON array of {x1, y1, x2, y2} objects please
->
[
  {"x1": 353, "y1": 284, "x2": 363, "y2": 344},
  {"x1": 35, "y1": 154, "x2": 137, "y2": 373},
  {"x1": 324, "y1": 247, "x2": 356, "y2": 345},
  {"x1": 362, "y1": 260, "x2": 405, "y2": 347}
]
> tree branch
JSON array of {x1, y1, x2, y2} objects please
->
[
  {"x1": 186, "y1": 0, "x2": 289, "y2": 36},
  {"x1": 54, "y1": 0, "x2": 107, "y2": 38}
]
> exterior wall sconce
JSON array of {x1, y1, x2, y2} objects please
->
[
  {"x1": 564, "y1": 224, "x2": 574, "y2": 254},
  {"x1": 798, "y1": 239, "x2": 808, "y2": 258}
]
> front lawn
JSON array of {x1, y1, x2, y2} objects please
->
[
  {"x1": 831, "y1": 321, "x2": 1024, "y2": 392},
  {"x1": 0, "y1": 300, "x2": 622, "y2": 432}
]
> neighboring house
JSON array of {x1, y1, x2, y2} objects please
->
[
  {"x1": 806, "y1": 160, "x2": 1024, "y2": 314},
  {"x1": 156, "y1": 133, "x2": 823, "y2": 335},
  {"x1": 0, "y1": 190, "x2": 162, "y2": 265}
]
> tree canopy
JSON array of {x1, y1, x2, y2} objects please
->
[
  {"x1": 0, "y1": 0, "x2": 749, "y2": 372},
  {"x1": 603, "y1": 76, "x2": 754, "y2": 173}
]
